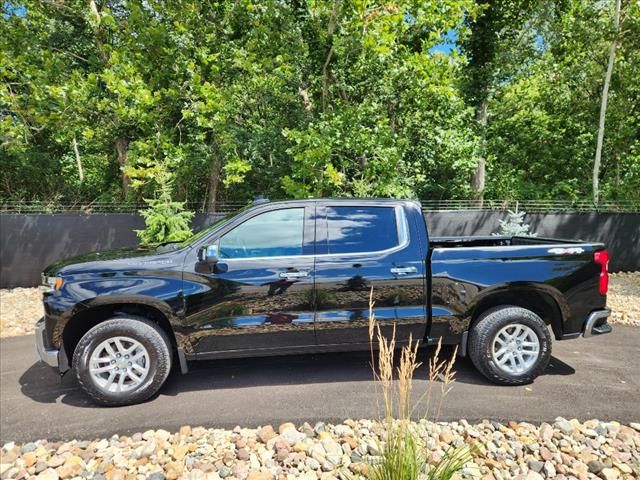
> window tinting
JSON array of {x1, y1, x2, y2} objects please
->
[
  {"x1": 219, "y1": 208, "x2": 304, "y2": 258},
  {"x1": 326, "y1": 206, "x2": 400, "y2": 254}
]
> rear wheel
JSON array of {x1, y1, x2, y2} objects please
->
[
  {"x1": 468, "y1": 306, "x2": 551, "y2": 385},
  {"x1": 73, "y1": 316, "x2": 172, "y2": 406}
]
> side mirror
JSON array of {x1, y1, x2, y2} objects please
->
[{"x1": 198, "y1": 244, "x2": 219, "y2": 264}]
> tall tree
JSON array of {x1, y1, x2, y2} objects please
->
[
  {"x1": 283, "y1": 0, "x2": 481, "y2": 199},
  {"x1": 593, "y1": 0, "x2": 622, "y2": 204},
  {"x1": 461, "y1": 0, "x2": 552, "y2": 200},
  {"x1": 484, "y1": 0, "x2": 639, "y2": 202}
]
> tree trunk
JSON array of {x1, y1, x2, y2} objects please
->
[
  {"x1": 593, "y1": 0, "x2": 621, "y2": 204},
  {"x1": 322, "y1": 1, "x2": 340, "y2": 112},
  {"x1": 206, "y1": 161, "x2": 221, "y2": 213},
  {"x1": 322, "y1": 46, "x2": 335, "y2": 112},
  {"x1": 115, "y1": 137, "x2": 130, "y2": 196},
  {"x1": 72, "y1": 136, "x2": 84, "y2": 182},
  {"x1": 471, "y1": 99, "x2": 488, "y2": 201}
]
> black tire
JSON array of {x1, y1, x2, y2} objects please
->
[
  {"x1": 468, "y1": 306, "x2": 551, "y2": 385},
  {"x1": 73, "y1": 316, "x2": 172, "y2": 406}
]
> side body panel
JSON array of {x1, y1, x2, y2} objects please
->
[{"x1": 428, "y1": 243, "x2": 606, "y2": 343}]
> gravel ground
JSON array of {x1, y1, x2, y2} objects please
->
[
  {"x1": 607, "y1": 273, "x2": 640, "y2": 326},
  {"x1": 1, "y1": 419, "x2": 638, "y2": 480},
  {"x1": 1, "y1": 273, "x2": 638, "y2": 339},
  {"x1": 0, "y1": 287, "x2": 43, "y2": 338}
]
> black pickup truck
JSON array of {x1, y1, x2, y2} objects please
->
[{"x1": 37, "y1": 198, "x2": 612, "y2": 405}]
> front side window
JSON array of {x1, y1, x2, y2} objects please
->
[
  {"x1": 326, "y1": 206, "x2": 403, "y2": 254},
  {"x1": 218, "y1": 208, "x2": 304, "y2": 258}
]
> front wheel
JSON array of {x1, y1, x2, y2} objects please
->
[
  {"x1": 468, "y1": 306, "x2": 551, "y2": 385},
  {"x1": 73, "y1": 316, "x2": 172, "y2": 406}
]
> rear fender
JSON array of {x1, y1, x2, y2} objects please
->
[{"x1": 466, "y1": 283, "x2": 569, "y2": 338}]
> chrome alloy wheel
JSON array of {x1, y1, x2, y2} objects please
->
[
  {"x1": 89, "y1": 336, "x2": 150, "y2": 393},
  {"x1": 491, "y1": 324, "x2": 540, "y2": 375}
]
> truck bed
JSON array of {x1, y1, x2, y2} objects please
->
[{"x1": 429, "y1": 235, "x2": 588, "y2": 250}]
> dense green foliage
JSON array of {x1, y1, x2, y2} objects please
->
[{"x1": 2, "y1": 0, "x2": 639, "y2": 210}]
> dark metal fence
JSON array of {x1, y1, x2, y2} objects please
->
[
  {"x1": 0, "y1": 201, "x2": 248, "y2": 214},
  {"x1": 2, "y1": 199, "x2": 639, "y2": 214},
  {"x1": 1, "y1": 210, "x2": 638, "y2": 288},
  {"x1": 422, "y1": 199, "x2": 640, "y2": 212}
]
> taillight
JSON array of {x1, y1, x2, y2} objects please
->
[{"x1": 594, "y1": 249, "x2": 610, "y2": 295}]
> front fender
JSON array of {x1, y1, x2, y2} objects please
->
[{"x1": 47, "y1": 274, "x2": 184, "y2": 350}]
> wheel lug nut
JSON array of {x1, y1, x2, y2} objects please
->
[
  {"x1": 125, "y1": 355, "x2": 129, "y2": 359},
  {"x1": 128, "y1": 362, "x2": 132, "y2": 366}
]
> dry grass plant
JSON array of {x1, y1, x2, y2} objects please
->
[{"x1": 365, "y1": 288, "x2": 472, "y2": 480}]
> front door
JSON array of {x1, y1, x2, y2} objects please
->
[
  {"x1": 313, "y1": 203, "x2": 427, "y2": 347},
  {"x1": 182, "y1": 205, "x2": 317, "y2": 355}
]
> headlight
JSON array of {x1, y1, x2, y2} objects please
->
[{"x1": 41, "y1": 274, "x2": 64, "y2": 292}]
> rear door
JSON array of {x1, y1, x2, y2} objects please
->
[{"x1": 313, "y1": 202, "x2": 427, "y2": 346}]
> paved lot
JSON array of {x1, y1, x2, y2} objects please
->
[{"x1": 1, "y1": 327, "x2": 639, "y2": 443}]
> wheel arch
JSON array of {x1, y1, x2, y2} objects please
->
[
  {"x1": 468, "y1": 285, "x2": 567, "y2": 339},
  {"x1": 61, "y1": 299, "x2": 179, "y2": 368}
]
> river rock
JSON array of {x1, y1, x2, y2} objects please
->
[
  {"x1": 20, "y1": 443, "x2": 37, "y2": 454},
  {"x1": 598, "y1": 468, "x2": 619, "y2": 480},
  {"x1": 257, "y1": 426, "x2": 277, "y2": 444},
  {"x1": 525, "y1": 459, "x2": 542, "y2": 473},
  {"x1": 553, "y1": 419, "x2": 575, "y2": 435},
  {"x1": 306, "y1": 458, "x2": 321, "y2": 470},
  {"x1": 246, "y1": 472, "x2": 273, "y2": 480},
  {"x1": 281, "y1": 428, "x2": 306, "y2": 445},
  {"x1": 36, "y1": 469, "x2": 59, "y2": 480}
]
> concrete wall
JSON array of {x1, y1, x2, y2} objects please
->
[{"x1": 1, "y1": 211, "x2": 638, "y2": 288}]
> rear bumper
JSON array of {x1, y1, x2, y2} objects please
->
[
  {"x1": 35, "y1": 317, "x2": 59, "y2": 368},
  {"x1": 583, "y1": 308, "x2": 612, "y2": 338}
]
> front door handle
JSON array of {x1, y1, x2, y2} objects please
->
[
  {"x1": 390, "y1": 266, "x2": 417, "y2": 275},
  {"x1": 279, "y1": 271, "x2": 309, "y2": 279}
]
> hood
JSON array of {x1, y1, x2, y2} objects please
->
[{"x1": 43, "y1": 246, "x2": 183, "y2": 277}]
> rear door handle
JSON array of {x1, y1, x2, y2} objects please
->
[
  {"x1": 390, "y1": 266, "x2": 417, "y2": 275},
  {"x1": 279, "y1": 271, "x2": 309, "y2": 279}
]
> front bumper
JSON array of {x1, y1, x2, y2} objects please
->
[
  {"x1": 35, "y1": 317, "x2": 59, "y2": 367},
  {"x1": 583, "y1": 308, "x2": 612, "y2": 338}
]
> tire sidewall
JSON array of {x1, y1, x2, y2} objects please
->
[
  {"x1": 74, "y1": 318, "x2": 171, "y2": 406},
  {"x1": 475, "y1": 308, "x2": 551, "y2": 384}
]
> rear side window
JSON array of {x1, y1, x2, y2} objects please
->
[
  {"x1": 326, "y1": 206, "x2": 404, "y2": 254},
  {"x1": 219, "y1": 208, "x2": 304, "y2": 258}
]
